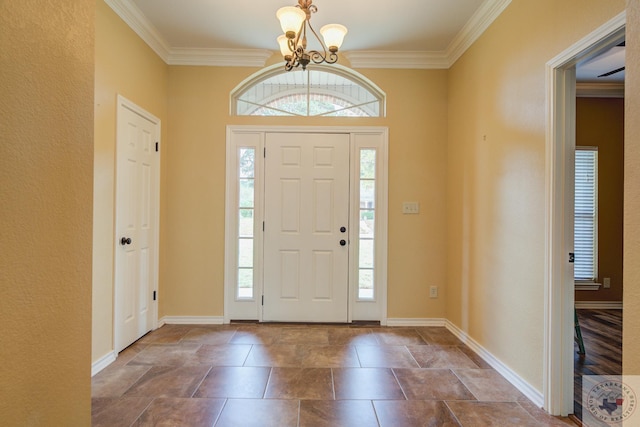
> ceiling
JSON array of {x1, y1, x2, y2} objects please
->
[{"x1": 108, "y1": 0, "x2": 625, "y2": 80}]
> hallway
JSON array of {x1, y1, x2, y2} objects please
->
[{"x1": 92, "y1": 324, "x2": 574, "y2": 426}]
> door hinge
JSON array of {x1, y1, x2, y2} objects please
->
[
  {"x1": 263, "y1": 221, "x2": 265, "y2": 231},
  {"x1": 153, "y1": 290, "x2": 157, "y2": 301},
  {"x1": 262, "y1": 295, "x2": 264, "y2": 306},
  {"x1": 155, "y1": 142, "x2": 159, "y2": 152},
  {"x1": 264, "y1": 147, "x2": 266, "y2": 158},
  {"x1": 569, "y1": 252, "x2": 575, "y2": 263}
]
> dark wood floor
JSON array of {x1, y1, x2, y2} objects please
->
[{"x1": 573, "y1": 309, "x2": 623, "y2": 423}]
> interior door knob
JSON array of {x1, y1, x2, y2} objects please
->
[
  {"x1": 340, "y1": 226, "x2": 346, "y2": 233},
  {"x1": 339, "y1": 239, "x2": 347, "y2": 246},
  {"x1": 121, "y1": 237, "x2": 132, "y2": 245}
]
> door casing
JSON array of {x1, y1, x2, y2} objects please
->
[{"x1": 224, "y1": 125, "x2": 389, "y2": 324}]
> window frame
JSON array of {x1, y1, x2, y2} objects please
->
[
  {"x1": 574, "y1": 146, "x2": 599, "y2": 285},
  {"x1": 230, "y1": 63, "x2": 386, "y2": 118}
]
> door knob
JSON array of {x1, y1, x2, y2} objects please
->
[
  {"x1": 339, "y1": 239, "x2": 347, "y2": 246},
  {"x1": 340, "y1": 226, "x2": 346, "y2": 233},
  {"x1": 121, "y1": 237, "x2": 132, "y2": 245}
]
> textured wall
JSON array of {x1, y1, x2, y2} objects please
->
[
  {"x1": 446, "y1": 0, "x2": 625, "y2": 391},
  {"x1": 624, "y1": 0, "x2": 640, "y2": 374},
  {"x1": 0, "y1": 0, "x2": 94, "y2": 424}
]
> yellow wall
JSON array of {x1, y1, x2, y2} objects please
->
[
  {"x1": 624, "y1": 0, "x2": 640, "y2": 374},
  {"x1": 446, "y1": 0, "x2": 625, "y2": 391},
  {"x1": 576, "y1": 97, "x2": 624, "y2": 302},
  {"x1": 0, "y1": 1, "x2": 94, "y2": 424},
  {"x1": 93, "y1": 0, "x2": 168, "y2": 362},
  {"x1": 164, "y1": 65, "x2": 449, "y2": 319}
]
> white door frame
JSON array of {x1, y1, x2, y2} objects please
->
[
  {"x1": 114, "y1": 95, "x2": 161, "y2": 352},
  {"x1": 224, "y1": 125, "x2": 388, "y2": 324},
  {"x1": 543, "y1": 12, "x2": 625, "y2": 416}
]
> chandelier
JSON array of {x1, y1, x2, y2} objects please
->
[{"x1": 276, "y1": 0, "x2": 347, "y2": 71}]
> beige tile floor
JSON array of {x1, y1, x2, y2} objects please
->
[{"x1": 92, "y1": 324, "x2": 576, "y2": 426}]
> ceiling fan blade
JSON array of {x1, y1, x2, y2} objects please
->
[{"x1": 598, "y1": 66, "x2": 625, "y2": 78}]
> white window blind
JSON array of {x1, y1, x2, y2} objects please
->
[{"x1": 574, "y1": 148, "x2": 598, "y2": 281}]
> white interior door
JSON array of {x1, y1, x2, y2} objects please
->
[
  {"x1": 263, "y1": 132, "x2": 350, "y2": 322},
  {"x1": 115, "y1": 96, "x2": 160, "y2": 352}
]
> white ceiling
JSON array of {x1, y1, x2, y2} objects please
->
[
  {"x1": 131, "y1": 0, "x2": 485, "y2": 52},
  {"x1": 107, "y1": 0, "x2": 625, "y2": 81}
]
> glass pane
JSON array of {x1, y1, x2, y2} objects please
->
[
  {"x1": 239, "y1": 148, "x2": 255, "y2": 178},
  {"x1": 238, "y1": 100, "x2": 296, "y2": 117},
  {"x1": 360, "y1": 180, "x2": 375, "y2": 209},
  {"x1": 238, "y1": 268, "x2": 253, "y2": 298},
  {"x1": 358, "y1": 269, "x2": 374, "y2": 299},
  {"x1": 239, "y1": 179, "x2": 254, "y2": 208},
  {"x1": 359, "y1": 210, "x2": 375, "y2": 238},
  {"x1": 239, "y1": 209, "x2": 254, "y2": 238},
  {"x1": 360, "y1": 150, "x2": 376, "y2": 179},
  {"x1": 238, "y1": 238, "x2": 253, "y2": 268},
  {"x1": 359, "y1": 239, "x2": 374, "y2": 269}
]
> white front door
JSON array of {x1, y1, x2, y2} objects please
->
[
  {"x1": 263, "y1": 132, "x2": 350, "y2": 322},
  {"x1": 114, "y1": 96, "x2": 160, "y2": 352}
]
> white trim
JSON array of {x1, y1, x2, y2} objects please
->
[
  {"x1": 575, "y1": 282, "x2": 601, "y2": 291},
  {"x1": 105, "y1": 0, "x2": 510, "y2": 70},
  {"x1": 386, "y1": 318, "x2": 446, "y2": 327},
  {"x1": 446, "y1": 320, "x2": 544, "y2": 407},
  {"x1": 544, "y1": 11, "x2": 625, "y2": 416},
  {"x1": 225, "y1": 126, "x2": 389, "y2": 324},
  {"x1": 91, "y1": 351, "x2": 117, "y2": 377},
  {"x1": 445, "y1": 0, "x2": 512, "y2": 67},
  {"x1": 576, "y1": 83, "x2": 625, "y2": 98},
  {"x1": 160, "y1": 316, "x2": 225, "y2": 325},
  {"x1": 168, "y1": 48, "x2": 273, "y2": 67},
  {"x1": 344, "y1": 51, "x2": 449, "y2": 70},
  {"x1": 104, "y1": 0, "x2": 171, "y2": 62},
  {"x1": 575, "y1": 301, "x2": 623, "y2": 310}
]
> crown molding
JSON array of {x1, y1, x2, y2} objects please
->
[
  {"x1": 104, "y1": 0, "x2": 171, "y2": 62},
  {"x1": 446, "y1": 0, "x2": 512, "y2": 67},
  {"x1": 576, "y1": 82, "x2": 625, "y2": 98},
  {"x1": 105, "y1": 0, "x2": 511, "y2": 69},
  {"x1": 168, "y1": 48, "x2": 274, "y2": 67},
  {"x1": 344, "y1": 51, "x2": 449, "y2": 69}
]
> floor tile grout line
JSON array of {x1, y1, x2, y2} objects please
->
[
  {"x1": 390, "y1": 368, "x2": 409, "y2": 401},
  {"x1": 443, "y1": 400, "x2": 465, "y2": 427},
  {"x1": 449, "y1": 368, "x2": 480, "y2": 401},
  {"x1": 212, "y1": 398, "x2": 229, "y2": 427},
  {"x1": 263, "y1": 367, "x2": 274, "y2": 399},
  {"x1": 190, "y1": 364, "x2": 213, "y2": 398},
  {"x1": 369, "y1": 400, "x2": 382, "y2": 427},
  {"x1": 127, "y1": 397, "x2": 154, "y2": 427}
]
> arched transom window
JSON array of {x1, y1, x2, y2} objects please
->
[{"x1": 231, "y1": 64, "x2": 385, "y2": 117}]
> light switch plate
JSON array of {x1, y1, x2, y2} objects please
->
[{"x1": 402, "y1": 202, "x2": 419, "y2": 214}]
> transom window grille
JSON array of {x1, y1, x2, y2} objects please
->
[
  {"x1": 574, "y1": 147, "x2": 598, "y2": 282},
  {"x1": 232, "y1": 64, "x2": 385, "y2": 118}
]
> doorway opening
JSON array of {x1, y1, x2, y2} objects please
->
[{"x1": 544, "y1": 12, "x2": 625, "y2": 417}]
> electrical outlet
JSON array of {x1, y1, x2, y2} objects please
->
[
  {"x1": 603, "y1": 277, "x2": 611, "y2": 288},
  {"x1": 429, "y1": 286, "x2": 438, "y2": 298},
  {"x1": 402, "y1": 202, "x2": 420, "y2": 214}
]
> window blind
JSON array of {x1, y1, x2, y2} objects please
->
[{"x1": 574, "y1": 149, "x2": 598, "y2": 281}]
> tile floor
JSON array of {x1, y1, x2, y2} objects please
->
[{"x1": 92, "y1": 324, "x2": 576, "y2": 426}]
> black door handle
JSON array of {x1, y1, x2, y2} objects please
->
[
  {"x1": 339, "y1": 239, "x2": 346, "y2": 246},
  {"x1": 340, "y1": 227, "x2": 346, "y2": 233},
  {"x1": 121, "y1": 237, "x2": 132, "y2": 245}
]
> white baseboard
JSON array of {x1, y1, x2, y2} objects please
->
[
  {"x1": 575, "y1": 301, "x2": 623, "y2": 310},
  {"x1": 91, "y1": 351, "x2": 117, "y2": 377},
  {"x1": 386, "y1": 318, "x2": 447, "y2": 327},
  {"x1": 159, "y1": 316, "x2": 225, "y2": 326},
  {"x1": 445, "y1": 320, "x2": 545, "y2": 408}
]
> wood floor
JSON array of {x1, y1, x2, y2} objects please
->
[{"x1": 573, "y1": 309, "x2": 623, "y2": 423}]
